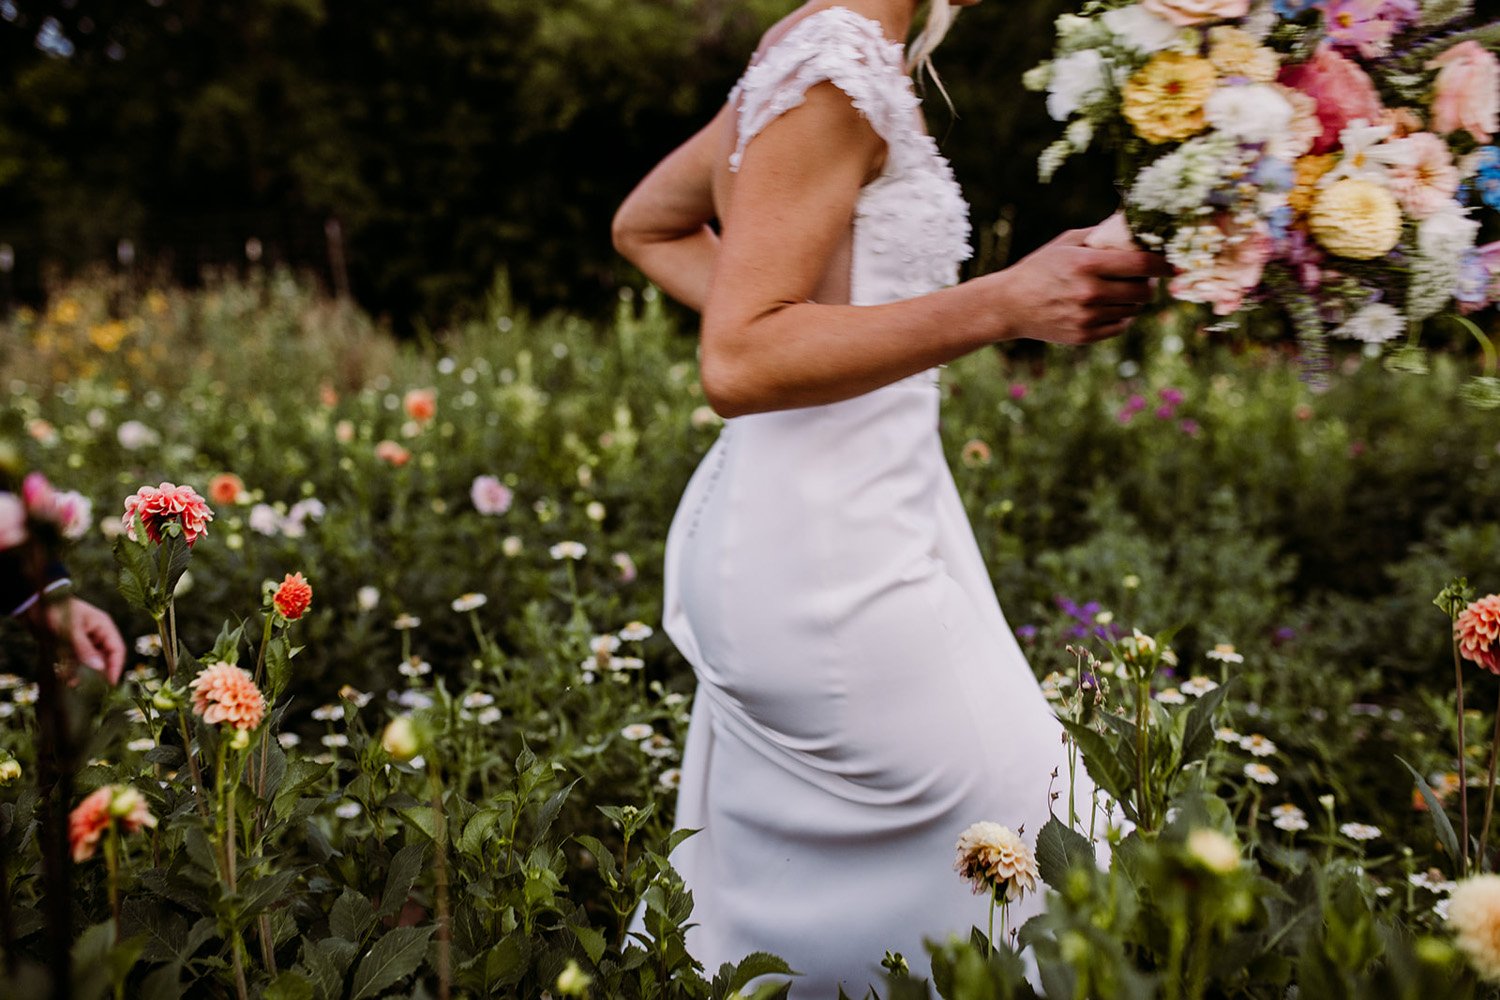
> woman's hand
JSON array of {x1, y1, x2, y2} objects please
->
[
  {"x1": 43, "y1": 597, "x2": 126, "y2": 685},
  {"x1": 984, "y1": 226, "x2": 1172, "y2": 345}
]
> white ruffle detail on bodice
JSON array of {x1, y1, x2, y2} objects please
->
[{"x1": 728, "y1": 5, "x2": 973, "y2": 308}]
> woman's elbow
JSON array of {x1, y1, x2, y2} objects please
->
[
  {"x1": 698, "y1": 338, "x2": 753, "y2": 419},
  {"x1": 610, "y1": 205, "x2": 641, "y2": 263}
]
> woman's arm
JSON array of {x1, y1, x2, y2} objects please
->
[
  {"x1": 611, "y1": 104, "x2": 734, "y2": 314},
  {"x1": 696, "y1": 83, "x2": 1171, "y2": 418}
]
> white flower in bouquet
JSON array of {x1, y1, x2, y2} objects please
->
[
  {"x1": 1101, "y1": 5, "x2": 1180, "y2": 55},
  {"x1": 1204, "y1": 84, "x2": 1294, "y2": 144},
  {"x1": 1167, "y1": 224, "x2": 1228, "y2": 272},
  {"x1": 1046, "y1": 48, "x2": 1110, "y2": 122},
  {"x1": 1331, "y1": 302, "x2": 1405, "y2": 344},
  {"x1": 1322, "y1": 120, "x2": 1412, "y2": 187},
  {"x1": 1409, "y1": 205, "x2": 1482, "y2": 321},
  {"x1": 1129, "y1": 135, "x2": 1234, "y2": 215}
]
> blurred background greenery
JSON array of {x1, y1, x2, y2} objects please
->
[{"x1": 0, "y1": 0, "x2": 1113, "y2": 331}]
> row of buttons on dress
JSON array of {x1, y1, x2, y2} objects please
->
[{"x1": 685, "y1": 425, "x2": 732, "y2": 541}]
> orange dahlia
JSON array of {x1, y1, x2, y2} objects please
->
[
  {"x1": 273, "y1": 572, "x2": 313, "y2": 621},
  {"x1": 189, "y1": 662, "x2": 267, "y2": 731},
  {"x1": 208, "y1": 473, "x2": 244, "y2": 505},
  {"x1": 403, "y1": 388, "x2": 437, "y2": 423},
  {"x1": 1458, "y1": 595, "x2": 1500, "y2": 674}
]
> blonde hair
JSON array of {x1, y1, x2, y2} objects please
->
[{"x1": 905, "y1": 1, "x2": 958, "y2": 105}]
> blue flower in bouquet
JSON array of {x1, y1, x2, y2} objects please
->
[
  {"x1": 1474, "y1": 147, "x2": 1500, "y2": 213},
  {"x1": 1457, "y1": 251, "x2": 1491, "y2": 311},
  {"x1": 1273, "y1": 0, "x2": 1319, "y2": 17},
  {"x1": 1251, "y1": 157, "x2": 1295, "y2": 193},
  {"x1": 1266, "y1": 204, "x2": 1294, "y2": 242}
]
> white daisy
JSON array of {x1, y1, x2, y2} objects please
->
[
  {"x1": 392, "y1": 613, "x2": 422, "y2": 630},
  {"x1": 127, "y1": 737, "x2": 156, "y2": 753},
  {"x1": 339, "y1": 686, "x2": 373, "y2": 708},
  {"x1": 1340, "y1": 822, "x2": 1382, "y2": 842},
  {"x1": 1205, "y1": 643, "x2": 1244, "y2": 664},
  {"x1": 135, "y1": 634, "x2": 163, "y2": 657},
  {"x1": 311, "y1": 703, "x2": 342, "y2": 722},
  {"x1": 1155, "y1": 688, "x2": 1187, "y2": 705},
  {"x1": 618, "y1": 621, "x2": 654, "y2": 642},
  {"x1": 1244, "y1": 763, "x2": 1280, "y2": 785},
  {"x1": 476, "y1": 707, "x2": 502, "y2": 726},
  {"x1": 398, "y1": 658, "x2": 432, "y2": 679},
  {"x1": 550, "y1": 541, "x2": 587, "y2": 561},
  {"x1": 620, "y1": 723, "x2": 654, "y2": 741},
  {"x1": 335, "y1": 801, "x2": 362, "y2": 820},
  {"x1": 451, "y1": 593, "x2": 488, "y2": 613},
  {"x1": 1181, "y1": 676, "x2": 1220, "y2": 697},
  {"x1": 1240, "y1": 734, "x2": 1278, "y2": 757},
  {"x1": 657, "y1": 768, "x2": 683, "y2": 792},
  {"x1": 462, "y1": 691, "x2": 495, "y2": 709},
  {"x1": 321, "y1": 733, "x2": 350, "y2": 749},
  {"x1": 1215, "y1": 727, "x2": 1242, "y2": 743},
  {"x1": 590, "y1": 634, "x2": 621, "y2": 655},
  {"x1": 277, "y1": 732, "x2": 302, "y2": 748}
]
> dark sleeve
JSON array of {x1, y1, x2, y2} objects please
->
[{"x1": 1, "y1": 549, "x2": 70, "y2": 616}]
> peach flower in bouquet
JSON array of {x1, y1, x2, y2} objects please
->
[{"x1": 1429, "y1": 41, "x2": 1500, "y2": 144}]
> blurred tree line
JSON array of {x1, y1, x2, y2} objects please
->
[{"x1": 0, "y1": 0, "x2": 1112, "y2": 331}]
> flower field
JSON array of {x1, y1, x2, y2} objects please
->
[{"x1": 4, "y1": 271, "x2": 1500, "y2": 997}]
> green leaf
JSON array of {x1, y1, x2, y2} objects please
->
[
  {"x1": 482, "y1": 935, "x2": 529, "y2": 988},
  {"x1": 112, "y1": 533, "x2": 156, "y2": 614},
  {"x1": 1398, "y1": 755, "x2": 1462, "y2": 871},
  {"x1": 1059, "y1": 720, "x2": 1135, "y2": 815},
  {"x1": 718, "y1": 952, "x2": 796, "y2": 995},
  {"x1": 349, "y1": 925, "x2": 436, "y2": 1000},
  {"x1": 1034, "y1": 815, "x2": 1097, "y2": 890},
  {"x1": 377, "y1": 844, "x2": 426, "y2": 920},
  {"x1": 237, "y1": 869, "x2": 300, "y2": 923},
  {"x1": 262, "y1": 971, "x2": 315, "y2": 1000},
  {"x1": 330, "y1": 887, "x2": 377, "y2": 943},
  {"x1": 458, "y1": 809, "x2": 503, "y2": 857},
  {"x1": 1180, "y1": 682, "x2": 1231, "y2": 766},
  {"x1": 532, "y1": 779, "x2": 578, "y2": 847},
  {"x1": 397, "y1": 806, "x2": 437, "y2": 842},
  {"x1": 570, "y1": 923, "x2": 606, "y2": 966},
  {"x1": 575, "y1": 834, "x2": 620, "y2": 889}
]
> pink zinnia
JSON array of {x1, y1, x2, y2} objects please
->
[
  {"x1": 121, "y1": 482, "x2": 214, "y2": 546},
  {"x1": 69, "y1": 785, "x2": 156, "y2": 862},
  {"x1": 1279, "y1": 44, "x2": 1385, "y2": 154},
  {"x1": 189, "y1": 662, "x2": 267, "y2": 730},
  {"x1": 470, "y1": 475, "x2": 514, "y2": 515},
  {"x1": 1457, "y1": 595, "x2": 1500, "y2": 674}
]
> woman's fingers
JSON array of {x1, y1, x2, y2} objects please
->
[{"x1": 71, "y1": 599, "x2": 125, "y2": 685}]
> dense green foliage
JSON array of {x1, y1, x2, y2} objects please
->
[{"x1": 0, "y1": 0, "x2": 1113, "y2": 327}]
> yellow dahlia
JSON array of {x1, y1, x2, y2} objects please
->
[
  {"x1": 1307, "y1": 178, "x2": 1402, "y2": 259},
  {"x1": 1208, "y1": 27, "x2": 1279, "y2": 84},
  {"x1": 1123, "y1": 52, "x2": 1217, "y2": 144}
]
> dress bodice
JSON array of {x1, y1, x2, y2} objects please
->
[{"x1": 728, "y1": 6, "x2": 973, "y2": 308}]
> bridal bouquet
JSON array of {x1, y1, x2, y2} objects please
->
[{"x1": 1026, "y1": 0, "x2": 1500, "y2": 392}]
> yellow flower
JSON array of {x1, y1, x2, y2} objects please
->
[
  {"x1": 145, "y1": 290, "x2": 169, "y2": 316},
  {"x1": 1208, "y1": 27, "x2": 1279, "y2": 83},
  {"x1": 1307, "y1": 178, "x2": 1403, "y2": 259},
  {"x1": 51, "y1": 298, "x2": 80, "y2": 325},
  {"x1": 88, "y1": 320, "x2": 129, "y2": 353},
  {"x1": 1123, "y1": 51, "x2": 1217, "y2": 144},
  {"x1": 1448, "y1": 875, "x2": 1500, "y2": 982},
  {"x1": 1288, "y1": 154, "x2": 1338, "y2": 216}
]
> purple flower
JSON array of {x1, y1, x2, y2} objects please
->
[
  {"x1": 1272, "y1": 626, "x2": 1297, "y2": 645},
  {"x1": 1154, "y1": 404, "x2": 1176, "y2": 420},
  {"x1": 1159, "y1": 387, "x2": 1185, "y2": 406},
  {"x1": 1320, "y1": 0, "x2": 1411, "y2": 59},
  {"x1": 1009, "y1": 383, "x2": 1029, "y2": 401},
  {"x1": 1179, "y1": 418, "x2": 1202, "y2": 437},
  {"x1": 1016, "y1": 624, "x2": 1038, "y2": 642}
]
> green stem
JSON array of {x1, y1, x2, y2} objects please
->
[
  {"x1": 1479, "y1": 688, "x2": 1500, "y2": 872},
  {"x1": 1456, "y1": 634, "x2": 1472, "y2": 876},
  {"x1": 1451, "y1": 313, "x2": 1499, "y2": 376},
  {"x1": 987, "y1": 893, "x2": 995, "y2": 953},
  {"x1": 429, "y1": 765, "x2": 451, "y2": 1000},
  {"x1": 1137, "y1": 675, "x2": 1151, "y2": 831}
]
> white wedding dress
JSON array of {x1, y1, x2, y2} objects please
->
[{"x1": 656, "y1": 7, "x2": 1099, "y2": 995}]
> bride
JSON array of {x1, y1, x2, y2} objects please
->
[{"x1": 612, "y1": 0, "x2": 1168, "y2": 993}]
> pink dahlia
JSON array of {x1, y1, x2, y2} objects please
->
[
  {"x1": 403, "y1": 388, "x2": 437, "y2": 423},
  {"x1": 1457, "y1": 595, "x2": 1500, "y2": 674},
  {"x1": 0, "y1": 493, "x2": 24, "y2": 548},
  {"x1": 121, "y1": 482, "x2": 214, "y2": 546},
  {"x1": 1321, "y1": 0, "x2": 1413, "y2": 59},
  {"x1": 69, "y1": 785, "x2": 156, "y2": 862},
  {"x1": 189, "y1": 661, "x2": 267, "y2": 730},
  {"x1": 1279, "y1": 44, "x2": 1385, "y2": 154}
]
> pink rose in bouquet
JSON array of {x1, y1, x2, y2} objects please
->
[{"x1": 1278, "y1": 44, "x2": 1384, "y2": 154}]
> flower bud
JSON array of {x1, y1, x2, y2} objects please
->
[
  {"x1": 0, "y1": 757, "x2": 21, "y2": 785},
  {"x1": 151, "y1": 686, "x2": 181, "y2": 712},
  {"x1": 108, "y1": 786, "x2": 148, "y2": 819},
  {"x1": 555, "y1": 959, "x2": 592, "y2": 997},
  {"x1": 381, "y1": 716, "x2": 421, "y2": 761},
  {"x1": 1186, "y1": 828, "x2": 1240, "y2": 875},
  {"x1": 229, "y1": 728, "x2": 252, "y2": 751}
]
